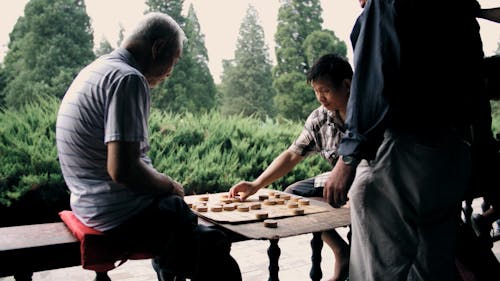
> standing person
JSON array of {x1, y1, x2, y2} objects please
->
[
  {"x1": 324, "y1": 0, "x2": 485, "y2": 280},
  {"x1": 56, "y1": 12, "x2": 241, "y2": 281},
  {"x1": 229, "y1": 53, "x2": 352, "y2": 281}
]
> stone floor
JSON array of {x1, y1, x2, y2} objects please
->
[{"x1": 1, "y1": 199, "x2": 499, "y2": 281}]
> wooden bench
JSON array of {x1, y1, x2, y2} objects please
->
[
  {"x1": 0, "y1": 222, "x2": 82, "y2": 281},
  {"x1": 0, "y1": 219, "x2": 243, "y2": 281}
]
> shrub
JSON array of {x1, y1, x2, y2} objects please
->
[{"x1": 0, "y1": 98, "x2": 330, "y2": 207}]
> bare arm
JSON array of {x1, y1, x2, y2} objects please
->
[
  {"x1": 107, "y1": 141, "x2": 184, "y2": 196},
  {"x1": 478, "y1": 8, "x2": 500, "y2": 23},
  {"x1": 229, "y1": 149, "x2": 304, "y2": 200}
]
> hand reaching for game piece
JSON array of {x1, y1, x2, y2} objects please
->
[{"x1": 229, "y1": 181, "x2": 259, "y2": 201}]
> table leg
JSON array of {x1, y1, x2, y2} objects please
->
[
  {"x1": 309, "y1": 232, "x2": 323, "y2": 281},
  {"x1": 267, "y1": 238, "x2": 280, "y2": 281}
]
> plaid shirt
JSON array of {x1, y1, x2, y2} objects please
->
[{"x1": 289, "y1": 106, "x2": 346, "y2": 167}]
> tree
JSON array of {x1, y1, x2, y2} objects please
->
[
  {"x1": 303, "y1": 30, "x2": 347, "y2": 67},
  {"x1": 273, "y1": 0, "x2": 347, "y2": 120},
  {"x1": 146, "y1": 0, "x2": 216, "y2": 113},
  {"x1": 274, "y1": 0, "x2": 322, "y2": 76},
  {"x1": 1, "y1": 0, "x2": 94, "y2": 108},
  {"x1": 219, "y1": 5, "x2": 275, "y2": 119},
  {"x1": 95, "y1": 36, "x2": 113, "y2": 57}
]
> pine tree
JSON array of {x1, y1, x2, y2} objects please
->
[
  {"x1": 1, "y1": 0, "x2": 94, "y2": 108},
  {"x1": 95, "y1": 36, "x2": 114, "y2": 57},
  {"x1": 146, "y1": 0, "x2": 216, "y2": 113},
  {"x1": 220, "y1": 5, "x2": 275, "y2": 119},
  {"x1": 273, "y1": 0, "x2": 347, "y2": 120}
]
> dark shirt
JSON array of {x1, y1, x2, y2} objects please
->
[{"x1": 338, "y1": 0, "x2": 484, "y2": 160}]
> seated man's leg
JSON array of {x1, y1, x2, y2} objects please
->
[
  {"x1": 191, "y1": 225, "x2": 242, "y2": 281},
  {"x1": 284, "y1": 177, "x2": 350, "y2": 281}
]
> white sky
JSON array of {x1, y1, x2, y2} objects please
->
[{"x1": 1, "y1": 0, "x2": 499, "y2": 83}]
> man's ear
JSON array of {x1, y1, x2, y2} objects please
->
[
  {"x1": 151, "y1": 39, "x2": 167, "y2": 60},
  {"x1": 343, "y1": 78, "x2": 351, "y2": 92}
]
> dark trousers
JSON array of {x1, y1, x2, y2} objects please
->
[{"x1": 106, "y1": 195, "x2": 241, "y2": 281}]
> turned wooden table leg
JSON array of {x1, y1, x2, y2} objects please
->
[
  {"x1": 268, "y1": 238, "x2": 281, "y2": 281},
  {"x1": 13, "y1": 271, "x2": 33, "y2": 281},
  {"x1": 94, "y1": 271, "x2": 111, "y2": 281},
  {"x1": 310, "y1": 232, "x2": 323, "y2": 281}
]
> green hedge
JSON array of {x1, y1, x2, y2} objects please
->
[{"x1": 0, "y1": 98, "x2": 330, "y2": 207}]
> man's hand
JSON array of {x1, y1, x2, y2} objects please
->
[
  {"x1": 324, "y1": 160, "x2": 356, "y2": 208},
  {"x1": 229, "y1": 181, "x2": 259, "y2": 201},
  {"x1": 170, "y1": 179, "x2": 185, "y2": 198}
]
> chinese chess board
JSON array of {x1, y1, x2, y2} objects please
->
[{"x1": 184, "y1": 189, "x2": 330, "y2": 224}]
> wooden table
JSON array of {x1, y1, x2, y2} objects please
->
[{"x1": 185, "y1": 190, "x2": 351, "y2": 281}]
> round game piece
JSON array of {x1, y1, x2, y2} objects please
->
[
  {"x1": 280, "y1": 194, "x2": 291, "y2": 200},
  {"x1": 298, "y1": 199, "x2": 310, "y2": 206},
  {"x1": 231, "y1": 197, "x2": 241, "y2": 203},
  {"x1": 293, "y1": 208, "x2": 305, "y2": 215},
  {"x1": 196, "y1": 205, "x2": 208, "y2": 212},
  {"x1": 268, "y1": 191, "x2": 276, "y2": 196},
  {"x1": 287, "y1": 202, "x2": 299, "y2": 208},
  {"x1": 223, "y1": 204, "x2": 236, "y2": 211},
  {"x1": 219, "y1": 193, "x2": 229, "y2": 199},
  {"x1": 255, "y1": 212, "x2": 269, "y2": 220},
  {"x1": 276, "y1": 198, "x2": 285, "y2": 205},
  {"x1": 263, "y1": 199, "x2": 277, "y2": 206},
  {"x1": 291, "y1": 196, "x2": 302, "y2": 202},
  {"x1": 250, "y1": 202, "x2": 261, "y2": 210},
  {"x1": 273, "y1": 193, "x2": 281, "y2": 199},
  {"x1": 263, "y1": 219, "x2": 278, "y2": 228},
  {"x1": 237, "y1": 205, "x2": 250, "y2": 212},
  {"x1": 221, "y1": 198, "x2": 233, "y2": 204},
  {"x1": 199, "y1": 195, "x2": 209, "y2": 202},
  {"x1": 210, "y1": 205, "x2": 223, "y2": 212},
  {"x1": 258, "y1": 194, "x2": 269, "y2": 201}
]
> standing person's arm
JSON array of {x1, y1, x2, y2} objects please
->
[
  {"x1": 325, "y1": 0, "x2": 399, "y2": 207},
  {"x1": 478, "y1": 7, "x2": 500, "y2": 23},
  {"x1": 229, "y1": 150, "x2": 303, "y2": 201}
]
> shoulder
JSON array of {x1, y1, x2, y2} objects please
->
[{"x1": 304, "y1": 107, "x2": 329, "y2": 129}]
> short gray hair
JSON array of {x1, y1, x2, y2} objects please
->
[{"x1": 125, "y1": 12, "x2": 186, "y2": 53}]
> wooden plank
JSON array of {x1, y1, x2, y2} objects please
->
[
  {"x1": 0, "y1": 222, "x2": 81, "y2": 277},
  {"x1": 0, "y1": 222, "x2": 77, "y2": 251},
  {"x1": 220, "y1": 207, "x2": 350, "y2": 240}
]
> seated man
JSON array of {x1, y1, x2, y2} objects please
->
[
  {"x1": 56, "y1": 12, "x2": 241, "y2": 281},
  {"x1": 229, "y1": 53, "x2": 352, "y2": 281}
]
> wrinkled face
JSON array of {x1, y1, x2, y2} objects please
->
[
  {"x1": 311, "y1": 78, "x2": 350, "y2": 112},
  {"x1": 146, "y1": 48, "x2": 181, "y2": 88}
]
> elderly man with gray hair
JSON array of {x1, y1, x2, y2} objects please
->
[{"x1": 56, "y1": 12, "x2": 241, "y2": 281}]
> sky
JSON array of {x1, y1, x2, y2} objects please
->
[{"x1": 1, "y1": 0, "x2": 499, "y2": 83}]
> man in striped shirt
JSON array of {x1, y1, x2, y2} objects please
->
[{"x1": 56, "y1": 12, "x2": 241, "y2": 281}]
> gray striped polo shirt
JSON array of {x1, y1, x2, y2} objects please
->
[{"x1": 56, "y1": 48, "x2": 155, "y2": 231}]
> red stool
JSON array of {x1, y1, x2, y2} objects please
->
[{"x1": 59, "y1": 211, "x2": 154, "y2": 281}]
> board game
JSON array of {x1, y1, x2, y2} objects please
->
[{"x1": 184, "y1": 189, "x2": 330, "y2": 224}]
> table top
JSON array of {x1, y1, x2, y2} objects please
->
[{"x1": 185, "y1": 190, "x2": 350, "y2": 240}]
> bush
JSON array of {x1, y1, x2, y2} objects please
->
[{"x1": 0, "y1": 98, "x2": 330, "y2": 207}]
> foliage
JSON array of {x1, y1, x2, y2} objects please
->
[
  {"x1": 219, "y1": 5, "x2": 276, "y2": 119},
  {"x1": 303, "y1": 30, "x2": 347, "y2": 67},
  {"x1": 0, "y1": 97, "x2": 63, "y2": 207},
  {"x1": 272, "y1": 0, "x2": 348, "y2": 120},
  {"x1": 0, "y1": 98, "x2": 330, "y2": 207},
  {"x1": 1, "y1": 0, "x2": 94, "y2": 108},
  {"x1": 146, "y1": 0, "x2": 216, "y2": 114},
  {"x1": 95, "y1": 36, "x2": 114, "y2": 57}
]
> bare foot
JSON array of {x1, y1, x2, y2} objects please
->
[{"x1": 327, "y1": 252, "x2": 349, "y2": 281}]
